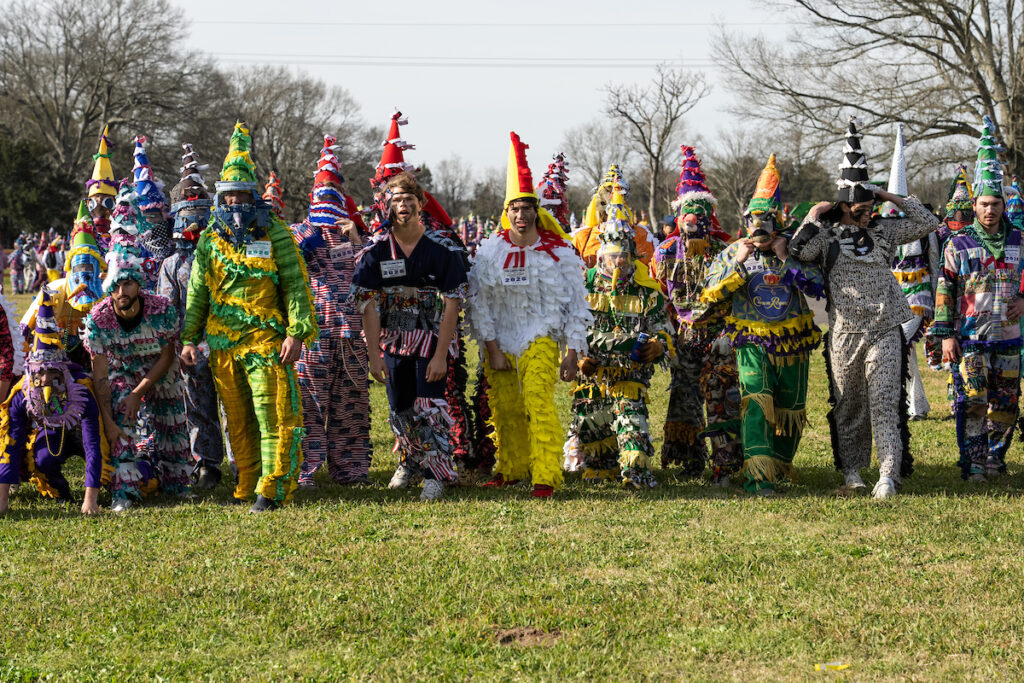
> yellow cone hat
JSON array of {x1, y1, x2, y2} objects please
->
[{"x1": 87, "y1": 125, "x2": 117, "y2": 198}]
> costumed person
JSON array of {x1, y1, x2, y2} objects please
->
[
  {"x1": 43, "y1": 238, "x2": 62, "y2": 282},
  {"x1": 180, "y1": 122, "x2": 318, "y2": 513},
  {"x1": 107, "y1": 180, "x2": 162, "y2": 292},
  {"x1": 1006, "y1": 176, "x2": 1024, "y2": 228},
  {"x1": 466, "y1": 132, "x2": 590, "y2": 498},
  {"x1": 931, "y1": 115, "x2": 1024, "y2": 481},
  {"x1": 924, "y1": 165, "x2": 975, "y2": 380},
  {"x1": 538, "y1": 153, "x2": 571, "y2": 229},
  {"x1": 789, "y1": 117, "x2": 939, "y2": 499},
  {"x1": 158, "y1": 142, "x2": 226, "y2": 491},
  {"x1": 369, "y1": 110, "x2": 479, "y2": 480},
  {"x1": 83, "y1": 246, "x2": 191, "y2": 511},
  {"x1": 10, "y1": 240, "x2": 24, "y2": 295},
  {"x1": 652, "y1": 145, "x2": 741, "y2": 483},
  {"x1": 698, "y1": 154, "x2": 824, "y2": 495},
  {"x1": 351, "y1": 171, "x2": 467, "y2": 501},
  {"x1": 568, "y1": 185, "x2": 674, "y2": 488},
  {"x1": 0, "y1": 291, "x2": 107, "y2": 515},
  {"x1": 291, "y1": 134, "x2": 372, "y2": 486},
  {"x1": 87, "y1": 125, "x2": 117, "y2": 252},
  {"x1": 573, "y1": 165, "x2": 658, "y2": 267},
  {"x1": 21, "y1": 203, "x2": 106, "y2": 368},
  {"x1": 132, "y1": 135, "x2": 174, "y2": 264},
  {"x1": 886, "y1": 124, "x2": 940, "y2": 421},
  {"x1": 264, "y1": 171, "x2": 285, "y2": 219}
]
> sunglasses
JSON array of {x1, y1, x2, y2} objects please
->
[{"x1": 88, "y1": 196, "x2": 116, "y2": 212}]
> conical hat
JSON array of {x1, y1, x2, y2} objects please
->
[
  {"x1": 87, "y1": 125, "x2": 117, "y2": 198},
  {"x1": 746, "y1": 153, "x2": 782, "y2": 215}
]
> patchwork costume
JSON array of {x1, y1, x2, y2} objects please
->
[
  {"x1": 159, "y1": 142, "x2": 226, "y2": 482},
  {"x1": 0, "y1": 292, "x2": 110, "y2": 503},
  {"x1": 467, "y1": 132, "x2": 590, "y2": 495},
  {"x1": 653, "y1": 145, "x2": 740, "y2": 479},
  {"x1": 569, "y1": 187, "x2": 674, "y2": 488},
  {"x1": 789, "y1": 118, "x2": 939, "y2": 495},
  {"x1": 931, "y1": 116, "x2": 1023, "y2": 479},
  {"x1": 291, "y1": 134, "x2": 372, "y2": 485},
  {"x1": 699, "y1": 154, "x2": 824, "y2": 492},
  {"x1": 182, "y1": 122, "x2": 318, "y2": 507},
  {"x1": 572, "y1": 165, "x2": 658, "y2": 268},
  {"x1": 83, "y1": 254, "x2": 191, "y2": 503}
]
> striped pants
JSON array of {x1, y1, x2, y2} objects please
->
[
  {"x1": 212, "y1": 348, "x2": 305, "y2": 504},
  {"x1": 297, "y1": 333, "x2": 371, "y2": 484}
]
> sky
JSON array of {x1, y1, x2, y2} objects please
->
[{"x1": 175, "y1": 0, "x2": 781, "y2": 176}]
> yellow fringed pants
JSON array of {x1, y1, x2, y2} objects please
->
[
  {"x1": 485, "y1": 336, "x2": 564, "y2": 489},
  {"x1": 211, "y1": 348, "x2": 305, "y2": 504}
]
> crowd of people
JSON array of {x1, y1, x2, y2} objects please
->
[{"x1": 0, "y1": 109, "x2": 1020, "y2": 515}]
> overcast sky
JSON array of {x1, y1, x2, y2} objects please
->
[{"x1": 175, "y1": 0, "x2": 781, "y2": 176}]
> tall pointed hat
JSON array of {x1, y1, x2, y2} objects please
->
[
  {"x1": 307, "y1": 134, "x2": 349, "y2": 226},
  {"x1": 87, "y1": 125, "x2": 117, "y2": 198},
  {"x1": 501, "y1": 131, "x2": 569, "y2": 238},
  {"x1": 132, "y1": 135, "x2": 168, "y2": 214},
  {"x1": 597, "y1": 185, "x2": 636, "y2": 254},
  {"x1": 170, "y1": 143, "x2": 212, "y2": 207},
  {"x1": 945, "y1": 164, "x2": 974, "y2": 217},
  {"x1": 582, "y1": 164, "x2": 633, "y2": 229},
  {"x1": 27, "y1": 288, "x2": 67, "y2": 367},
  {"x1": 263, "y1": 171, "x2": 285, "y2": 218},
  {"x1": 66, "y1": 202, "x2": 104, "y2": 266},
  {"x1": 372, "y1": 110, "x2": 415, "y2": 188},
  {"x1": 881, "y1": 123, "x2": 907, "y2": 216},
  {"x1": 746, "y1": 153, "x2": 782, "y2": 215},
  {"x1": 672, "y1": 145, "x2": 720, "y2": 229},
  {"x1": 836, "y1": 117, "x2": 875, "y2": 203},
  {"x1": 974, "y1": 114, "x2": 1005, "y2": 197},
  {"x1": 537, "y1": 153, "x2": 570, "y2": 227},
  {"x1": 216, "y1": 121, "x2": 260, "y2": 194}
]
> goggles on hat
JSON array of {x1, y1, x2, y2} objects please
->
[{"x1": 88, "y1": 196, "x2": 116, "y2": 212}]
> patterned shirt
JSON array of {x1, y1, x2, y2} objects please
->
[
  {"x1": 932, "y1": 221, "x2": 1024, "y2": 347},
  {"x1": 291, "y1": 220, "x2": 358, "y2": 338}
]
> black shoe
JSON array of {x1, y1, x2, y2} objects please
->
[
  {"x1": 195, "y1": 466, "x2": 222, "y2": 491},
  {"x1": 249, "y1": 495, "x2": 279, "y2": 513}
]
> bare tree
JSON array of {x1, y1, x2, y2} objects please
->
[
  {"x1": 703, "y1": 129, "x2": 765, "y2": 234},
  {"x1": 433, "y1": 155, "x2": 474, "y2": 218},
  {"x1": 0, "y1": 0, "x2": 207, "y2": 180},
  {"x1": 604, "y1": 65, "x2": 709, "y2": 230},
  {"x1": 716, "y1": 1, "x2": 1024, "y2": 173},
  {"x1": 561, "y1": 118, "x2": 637, "y2": 191}
]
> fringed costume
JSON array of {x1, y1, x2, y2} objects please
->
[
  {"x1": 292, "y1": 134, "x2": 372, "y2": 485},
  {"x1": 467, "y1": 132, "x2": 591, "y2": 497},
  {"x1": 569, "y1": 187, "x2": 674, "y2": 489},
  {"x1": 182, "y1": 122, "x2": 318, "y2": 507},
  {"x1": 931, "y1": 116, "x2": 1023, "y2": 479},
  {"x1": 699, "y1": 154, "x2": 824, "y2": 493},
  {"x1": 653, "y1": 145, "x2": 740, "y2": 480}
]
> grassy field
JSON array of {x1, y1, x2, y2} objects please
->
[{"x1": 2, "y1": 282, "x2": 1024, "y2": 681}]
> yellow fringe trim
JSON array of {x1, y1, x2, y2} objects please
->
[
  {"x1": 774, "y1": 407, "x2": 808, "y2": 437},
  {"x1": 664, "y1": 421, "x2": 701, "y2": 443},
  {"x1": 741, "y1": 392, "x2": 775, "y2": 424},
  {"x1": 214, "y1": 290, "x2": 287, "y2": 328},
  {"x1": 582, "y1": 435, "x2": 618, "y2": 456},
  {"x1": 587, "y1": 292, "x2": 659, "y2": 315},
  {"x1": 742, "y1": 455, "x2": 797, "y2": 484},
  {"x1": 208, "y1": 232, "x2": 279, "y2": 274},
  {"x1": 700, "y1": 270, "x2": 746, "y2": 305},
  {"x1": 894, "y1": 269, "x2": 929, "y2": 284},
  {"x1": 206, "y1": 318, "x2": 244, "y2": 343},
  {"x1": 909, "y1": 306, "x2": 931, "y2": 318},
  {"x1": 725, "y1": 312, "x2": 816, "y2": 339}
]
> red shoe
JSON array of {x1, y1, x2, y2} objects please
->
[
  {"x1": 531, "y1": 484, "x2": 553, "y2": 498},
  {"x1": 482, "y1": 474, "x2": 520, "y2": 488}
]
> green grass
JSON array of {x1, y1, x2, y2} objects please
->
[{"x1": 2, "y1": 281, "x2": 1024, "y2": 681}]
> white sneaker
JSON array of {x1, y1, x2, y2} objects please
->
[
  {"x1": 872, "y1": 477, "x2": 897, "y2": 499},
  {"x1": 388, "y1": 465, "x2": 413, "y2": 490},
  {"x1": 420, "y1": 479, "x2": 445, "y2": 501},
  {"x1": 111, "y1": 499, "x2": 133, "y2": 513},
  {"x1": 844, "y1": 471, "x2": 866, "y2": 489}
]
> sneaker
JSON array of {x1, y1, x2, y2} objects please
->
[
  {"x1": 111, "y1": 499, "x2": 132, "y2": 513},
  {"x1": 985, "y1": 457, "x2": 1005, "y2": 478},
  {"x1": 298, "y1": 479, "x2": 317, "y2": 489},
  {"x1": 872, "y1": 477, "x2": 897, "y2": 499},
  {"x1": 531, "y1": 484, "x2": 554, "y2": 499},
  {"x1": 420, "y1": 479, "x2": 445, "y2": 501},
  {"x1": 967, "y1": 472, "x2": 988, "y2": 483},
  {"x1": 909, "y1": 413, "x2": 927, "y2": 422},
  {"x1": 482, "y1": 474, "x2": 519, "y2": 488},
  {"x1": 388, "y1": 465, "x2": 414, "y2": 490},
  {"x1": 249, "y1": 495, "x2": 279, "y2": 513},
  {"x1": 843, "y1": 471, "x2": 867, "y2": 489},
  {"x1": 194, "y1": 466, "x2": 221, "y2": 491}
]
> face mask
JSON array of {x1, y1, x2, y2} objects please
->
[{"x1": 68, "y1": 255, "x2": 103, "y2": 309}]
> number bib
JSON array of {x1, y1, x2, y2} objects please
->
[
  {"x1": 246, "y1": 241, "x2": 272, "y2": 259},
  {"x1": 330, "y1": 243, "x2": 354, "y2": 265},
  {"x1": 502, "y1": 249, "x2": 529, "y2": 286},
  {"x1": 380, "y1": 259, "x2": 407, "y2": 279},
  {"x1": 137, "y1": 339, "x2": 162, "y2": 357}
]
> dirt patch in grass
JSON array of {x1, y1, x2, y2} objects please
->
[{"x1": 494, "y1": 626, "x2": 561, "y2": 647}]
